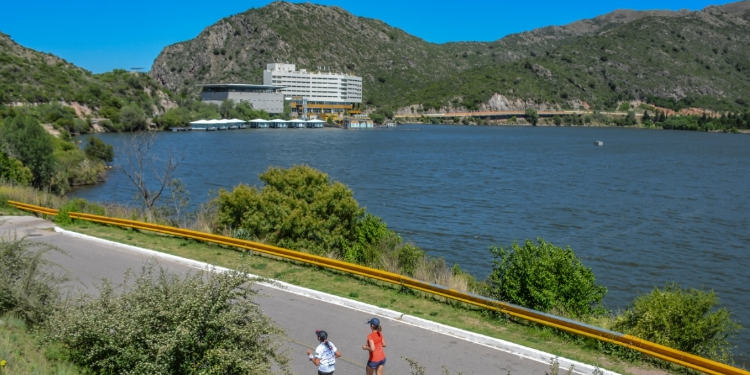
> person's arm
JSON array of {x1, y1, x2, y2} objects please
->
[
  {"x1": 362, "y1": 338, "x2": 376, "y2": 352},
  {"x1": 382, "y1": 336, "x2": 387, "y2": 348},
  {"x1": 307, "y1": 349, "x2": 321, "y2": 366},
  {"x1": 334, "y1": 350, "x2": 341, "y2": 358}
]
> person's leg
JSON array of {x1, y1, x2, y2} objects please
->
[
  {"x1": 366, "y1": 363, "x2": 376, "y2": 375},
  {"x1": 376, "y1": 364, "x2": 384, "y2": 375}
]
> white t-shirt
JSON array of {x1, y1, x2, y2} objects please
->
[{"x1": 314, "y1": 341, "x2": 337, "y2": 373}]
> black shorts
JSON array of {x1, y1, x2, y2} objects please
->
[{"x1": 318, "y1": 370, "x2": 334, "y2": 375}]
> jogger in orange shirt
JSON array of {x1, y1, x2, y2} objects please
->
[{"x1": 362, "y1": 318, "x2": 387, "y2": 375}]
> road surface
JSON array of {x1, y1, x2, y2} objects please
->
[{"x1": 1, "y1": 216, "x2": 559, "y2": 375}]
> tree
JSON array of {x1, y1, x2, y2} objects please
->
[
  {"x1": 219, "y1": 100, "x2": 235, "y2": 119},
  {"x1": 0, "y1": 116, "x2": 55, "y2": 188},
  {"x1": 552, "y1": 115, "x2": 562, "y2": 126},
  {"x1": 84, "y1": 136, "x2": 115, "y2": 163},
  {"x1": 0, "y1": 151, "x2": 33, "y2": 185},
  {"x1": 117, "y1": 132, "x2": 184, "y2": 220},
  {"x1": 525, "y1": 108, "x2": 539, "y2": 125},
  {"x1": 118, "y1": 104, "x2": 148, "y2": 132},
  {"x1": 642, "y1": 111, "x2": 651, "y2": 123}
]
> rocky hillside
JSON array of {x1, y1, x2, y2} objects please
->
[
  {"x1": 0, "y1": 32, "x2": 175, "y2": 118},
  {"x1": 405, "y1": 2, "x2": 750, "y2": 113},
  {"x1": 151, "y1": 1, "x2": 750, "y2": 112},
  {"x1": 152, "y1": 2, "x2": 676, "y2": 106}
]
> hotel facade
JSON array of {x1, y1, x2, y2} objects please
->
[{"x1": 263, "y1": 63, "x2": 362, "y2": 118}]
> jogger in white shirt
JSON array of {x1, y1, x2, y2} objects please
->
[{"x1": 307, "y1": 330, "x2": 341, "y2": 375}]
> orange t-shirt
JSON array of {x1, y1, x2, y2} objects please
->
[{"x1": 367, "y1": 332, "x2": 386, "y2": 362}]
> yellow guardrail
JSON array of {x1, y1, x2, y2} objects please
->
[{"x1": 7, "y1": 200, "x2": 748, "y2": 375}]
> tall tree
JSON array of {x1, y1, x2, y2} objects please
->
[
  {"x1": 0, "y1": 116, "x2": 55, "y2": 188},
  {"x1": 525, "y1": 108, "x2": 539, "y2": 126}
]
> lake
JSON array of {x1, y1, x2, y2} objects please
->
[{"x1": 71, "y1": 125, "x2": 750, "y2": 361}]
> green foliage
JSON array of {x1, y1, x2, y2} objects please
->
[
  {"x1": 370, "y1": 112, "x2": 385, "y2": 124},
  {"x1": 345, "y1": 212, "x2": 389, "y2": 265},
  {"x1": 43, "y1": 263, "x2": 290, "y2": 374},
  {"x1": 0, "y1": 234, "x2": 69, "y2": 326},
  {"x1": 83, "y1": 136, "x2": 114, "y2": 163},
  {"x1": 525, "y1": 108, "x2": 539, "y2": 125},
  {"x1": 0, "y1": 115, "x2": 55, "y2": 188},
  {"x1": 0, "y1": 151, "x2": 32, "y2": 185},
  {"x1": 617, "y1": 102, "x2": 631, "y2": 112},
  {"x1": 397, "y1": 243, "x2": 425, "y2": 277},
  {"x1": 488, "y1": 238, "x2": 607, "y2": 318},
  {"x1": 55, "y1": 198, "x2": 105, "y2": 225},
  {"x1": 0, "y1": 33, "x2": 172, "y2": 117},
  {"x1": 612, "y1": 283, "x2": 742, "y2": 364},
  {"x1": 217, "y1": 165, "x2": 363, "y2": 257},
  {"x1": 118, "y1": 103, "x2": 148, "y2": 132}
]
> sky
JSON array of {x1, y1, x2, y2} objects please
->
[{"x1": 0, "y1": 0, "x2": 737, "y2": 74}]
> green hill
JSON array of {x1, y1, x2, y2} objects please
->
[
  {"x1": 403, "y1": 3, "x2": 750, "y2": 112},
  {"x1": 151, "y1": 1, "x2": 750, "y2": 113},
  {"x1": 0, "y1": 31, "x2": 176, "y2": 123}
]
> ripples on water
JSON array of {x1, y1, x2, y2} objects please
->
[{"x1": 71, "y1": 125, "x2": 750, "y2": 361}]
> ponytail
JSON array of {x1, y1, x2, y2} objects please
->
[{"x1": 325, "y1": 340, "x2": 333, "y2": 352}]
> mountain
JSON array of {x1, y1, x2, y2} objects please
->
[
  {"x1": 0, "y1": 31, "x2": 175, "y2": 119},
  {"x1": 150, "y1": 1, "x2": 720, "y2": 111},
  {"x1": 148, "y1": 1, "x2": 750, "y2": 113},
  {"x1": 406, "y1": 2, "x2": 750, "y2": 113}
]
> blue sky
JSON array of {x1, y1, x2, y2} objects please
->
[{"x1": 0, "y1": 0, "x2": 736, "y2": 73}]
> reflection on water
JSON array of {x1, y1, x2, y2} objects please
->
[{"x1": 71, "y1": 125, "x2": 750, "y2": 361}]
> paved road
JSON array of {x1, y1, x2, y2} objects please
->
[{"x1": 1, "y1": 216, "x2": 554, "y2": 375}]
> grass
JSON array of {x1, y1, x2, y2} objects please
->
[
  {"x1": 0, "y1": 314, "x2": 80, "y2": 375},
  {"x1": 54, "y1": 219, "x2": 670, "y2": 375}
]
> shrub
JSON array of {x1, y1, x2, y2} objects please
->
[
  {"x1": 612, "y1": 283, "x2": 741, "y2": 363},
  {"x1": 487, "y1": 238, "x2": 607, "y2": 318},
  {"x1": 55, "y1": 198, "x2": 105, "y2": 225},
  {"x1": 43, "y1": 263, "x2": 290, "y2": 374},
  {"x1": 83, "y1": 136, "x2": 114, "y2": 163},
  {"x1": 217, "y1": 165, "x2": 362, "y2": 257},
  {"x1": 0, "y1": 151, "x2": 33, "y2": 186},
  {"x1": 0, "y1": 234, "x2": 69, "y2": 326}
]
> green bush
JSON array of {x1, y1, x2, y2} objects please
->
[
  {"x1": 83, "y1": 136, "x2": 114, "y2": 163},
  {"x1": 43, "y1": 263, "x2": 290, "y2": 374},
  {"x1": 55, "y1": 198, "x2": 105, "y2": 225},
  {"x1": 0, "y1": 234, "x2": 69, "y2": 326},
  {"x1": 0, "y1": 151, "x2": 33, "y2": 186},
  {"x1": 612, "y1": 283, "x2": 742, "y2": 363},
  {"x1": 217, "y1": 165, "x2": 362, "y2": 258},
  {"x1": 0, "y1": 115, "x2": 56, "y2": 188},
  {"x1": 487, "y1": 238, "x2": 607, "y2": 318}
]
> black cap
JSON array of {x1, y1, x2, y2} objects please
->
[{"x1": 316, "y1": 330, "x2": 328, "y2": 340}]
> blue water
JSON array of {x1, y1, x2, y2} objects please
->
[{"x1": 70, "y1": 125, "x2": 750, "y2": 360}]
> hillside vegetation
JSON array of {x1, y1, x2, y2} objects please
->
[
  {"x1": 0, "y1": 32, "x2": 176, "y2": 125},
  {"x1": 151, "y1": 1, "x2": 750, "y2": 113},
  {"x1": 407, "y1": 4, "x2": 750, "y2": 112}
]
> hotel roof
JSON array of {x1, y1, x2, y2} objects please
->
[{"x1": 197, "y1": 83, "x2": 285, "y2": 90}]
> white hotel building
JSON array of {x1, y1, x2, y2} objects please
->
[{"x1": 263, "y1": 63, "x2": 362, "y2": 118}]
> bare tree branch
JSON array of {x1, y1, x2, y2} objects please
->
[{"x1": 116, "y1": 132, "x2": 184, "y2": 221}]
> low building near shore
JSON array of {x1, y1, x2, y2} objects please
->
[{"x1": 198, "y1": 84, "x2": 285, "y2": 114}]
